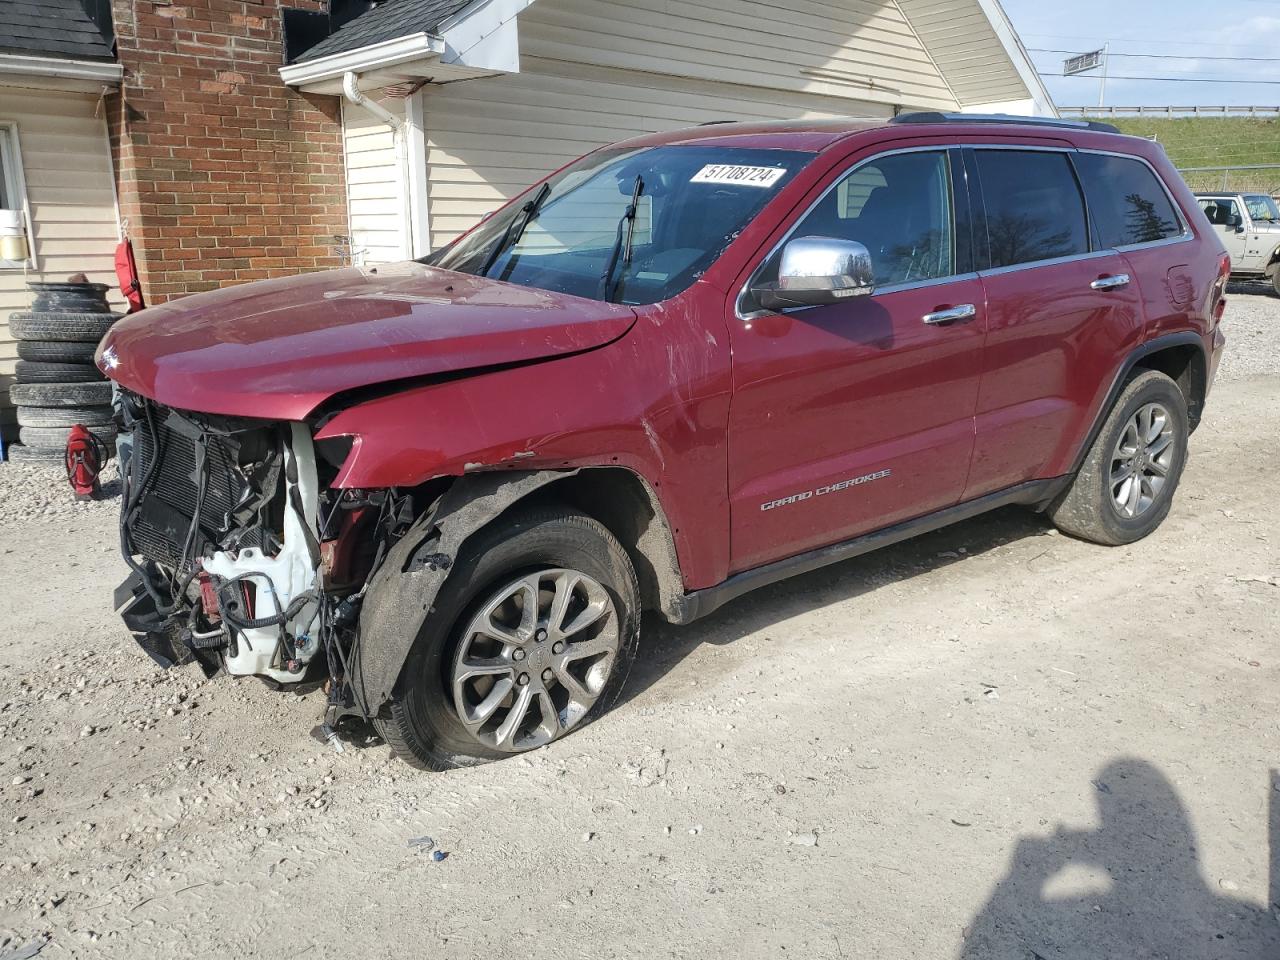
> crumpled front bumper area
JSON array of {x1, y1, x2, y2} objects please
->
[
  {"x1": 114, "y1": 570, "x2": 221, "y2": 677},
  {"x1": 114, "y1": 394, "x2": 325, "y2": 684}
]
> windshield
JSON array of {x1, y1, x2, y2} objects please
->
[
  {"x1": 428, "y1": 145, "x2": 813, "y2": 305},
  {"x1": 1243, "y1": 195, "x2": 1280, "y2": 222}
]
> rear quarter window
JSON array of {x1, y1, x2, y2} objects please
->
[{"x1": 1074, "y1": 153, "x2": 1184, "y2": 248}]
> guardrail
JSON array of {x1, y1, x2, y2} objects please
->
[{"x1": 1061, "y1": 106, "x2": 1280, "y2": 118}]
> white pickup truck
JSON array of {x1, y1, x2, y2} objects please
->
[{"x1": 1195, "y1": 192, "x2": 1280, "y2": 295}]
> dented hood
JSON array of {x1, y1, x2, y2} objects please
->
[{"x1": 98, "y1": 262, "x2": 637, "y2": 420}]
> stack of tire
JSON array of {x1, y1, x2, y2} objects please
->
[{"x1": 6, "y1": 281, "x2": 122, "y2": 463}]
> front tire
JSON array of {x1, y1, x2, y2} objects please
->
[
  {"x1": 377, "y1": 507, "x2": 640, "y2": 770},
  {"x1": 1049, "y1": 369, "x2": 1189, "y2": 545}
]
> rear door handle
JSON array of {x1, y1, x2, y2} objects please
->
[
  {"x1": 922, "y1": 303, "x2": 977, "y2": 326},
  {"x1": 1091, "y1": 274, "x2": 1131, "y2": 291}
]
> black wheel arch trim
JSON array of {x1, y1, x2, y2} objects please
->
[
  {"x1": 1068, "y1": 331, "x2": 1208, "y2": 477},
  {"x1": 350, "y1": 470, "x2": 586, "y2": 716},
  {"x1": 348, "y1": 465, "x2": 687, "y2": 716}
]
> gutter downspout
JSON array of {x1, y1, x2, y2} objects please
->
[{"x1": 341, "y1": 71, "x2": 414, "y2": 261}]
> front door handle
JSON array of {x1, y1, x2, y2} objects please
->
[
  {"x1": 922, "y1": 303, "x2": 977, "y2": 326},
  {"x1": 1091, "y1": 274, "x2": 1131, "y2": 291}
]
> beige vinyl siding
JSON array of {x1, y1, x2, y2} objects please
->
[
  {"x1": 422, "y1": 57, "x2": 895, "y2": 248},
  {"x1": 0, "y1": 87, "x2": 121, "y2": 436},
  {"x1": 896, "y1": 0, "x2": 1029, "y2": 106},
  {"x1": 342, "y1": 99, "x2": 406, "y2": 265},
  {"x1": 519, "y1": 0, "x2": 958, "y2": 110}
]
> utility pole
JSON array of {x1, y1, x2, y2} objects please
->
[{"x1": 1098, "y1": 42, "x2": 1109, "y2": 109}]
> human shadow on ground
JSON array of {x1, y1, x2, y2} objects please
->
[{"x1": 959, "y1": 760, "x2": 1280, "y2": 960}]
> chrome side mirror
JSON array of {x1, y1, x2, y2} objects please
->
[{"x1": 752, "y1": 236, "x2": 875, "y2": 310}]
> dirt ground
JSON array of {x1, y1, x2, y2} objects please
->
[{"x1": 1, "y1": 289, "x2": 1278, "y2": 960}]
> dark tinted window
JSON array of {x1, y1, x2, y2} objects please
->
[
  {"x1": 975, "y1": 151, "x2": 1088, "y2": 268},
  {"x1": 785, "y1": 150, "x2": 954, "y2": 286},
  {"x1": 1076, "y1": 153, "x2": 1183, "y2": 247}
]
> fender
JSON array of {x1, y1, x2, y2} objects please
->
[
  {"x1": 350, "y1": 469, "x2": 585, "y2": 715},
  {"x1": 313, "y1": 286, "x2": 738, "y2": 592},
  {"x1": 1067, "y1": 331, "x2": 1208, "y2": 476}
]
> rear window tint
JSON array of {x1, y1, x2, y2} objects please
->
[
  {"x1": 1075, "y1": 153, "x2": 1183, "y2": 247},
  {"x1": 975, "y1": 151, "x2": 1089, "y2": 268}
]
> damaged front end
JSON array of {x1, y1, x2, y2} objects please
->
[{"x1": 112, "y1": 391, "x2": 412, "y2": 718}]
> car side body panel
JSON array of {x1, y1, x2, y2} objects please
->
[
  {"x1": 967, "y1": 252, "x2": 1146, "y2": 495},
  {"x1": 315, "y1": 280, "x2": 737, "y2": 590}
]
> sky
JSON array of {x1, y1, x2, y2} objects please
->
[{"x1": 1000, "y1": 0, "x2": 1280, "y2": 109}]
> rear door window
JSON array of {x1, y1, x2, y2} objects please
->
[
  {"x1": 974, "y1": 150, "x2": 1089, "y2": 268},
  {"x1": 1075, "y1": 153, "x2": 1183, "y2": 247}
]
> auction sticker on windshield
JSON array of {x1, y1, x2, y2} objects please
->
[{"x1": 691, "y1": 164, "x2": 787, "y2": 188}]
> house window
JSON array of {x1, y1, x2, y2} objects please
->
[{"x1": 0, "y1": 123, "x2": 31, "y2": 269}]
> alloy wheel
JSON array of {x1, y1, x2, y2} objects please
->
[
  {"x1": 449, "y1": 569, "x2": 620, "y2": 752},
  {"x1": 1109, "y1": 401, "x2": 1176, "y2": 519}
]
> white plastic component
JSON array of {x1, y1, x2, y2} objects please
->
[{"x1": 205, "y1": 424, "x2": 322, "y2": 684}]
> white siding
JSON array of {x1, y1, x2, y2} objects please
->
[
  {"x1": 896, "y1": 0, "x2": 1030, "y2": 107},
  {"x1": 0, "y1": 86, "x2": 121, "y2": 434},
  {"x1": 341, "y1": 99, "x2": 407, "y2": 265},
  {"x1": 519, "y1": 0, "x2": 958, "y2": 109},
  {"x1": 343, "y1": 0, "x2": 983, "y2": 255},
  {"x1": 421, "y1": 57, "x2": 895, "y2": 248}
]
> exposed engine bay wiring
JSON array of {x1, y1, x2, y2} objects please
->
[{"x1": 113, "y1": 390, "x2": 428, "y2": 741}]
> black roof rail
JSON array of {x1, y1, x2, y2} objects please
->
[{"x1": 890, "y1": 112, "x2": 1121, "y2": 135}]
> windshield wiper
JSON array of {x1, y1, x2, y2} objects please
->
[
  {"x1": 479, "y1": 181, "x2": 552, "y2": 278},
  {"x1": 599, "y1": 174, "x2": 645, "y2": 302}
]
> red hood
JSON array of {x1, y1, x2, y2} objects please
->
[{"x1": 98, "y1": 263, "x2": 637, "y2": 420}]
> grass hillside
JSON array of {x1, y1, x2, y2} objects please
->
[{"x1": 1106, "y1": 117, "x2": 1280, "y2": 193}]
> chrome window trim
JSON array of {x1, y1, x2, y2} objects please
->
[
  {"x1": 1114, "y1": 233, "x2": 1194, "y2": 254},
  {"x1": 735, "y1": 142, "x2": 1197, "y2": 322},
  {"x1": 877, "y1": 271, "x2": 980, "y2": 295},
  {"x1": 977, "y1": 248, "x2": 1114, "y2": 280}
]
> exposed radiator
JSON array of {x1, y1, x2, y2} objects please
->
[{"x1": 127, "y1": 411, "x2": 253, "y2": 571}]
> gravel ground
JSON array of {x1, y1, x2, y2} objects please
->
[
  {"x1": 0, "y1": 290, "x2": 1276, "y2": 959},
  {"x1": 1219, "y1": 283, "x2": 1280, "y2": 382}
]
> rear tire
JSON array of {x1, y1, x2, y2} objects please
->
[
  {"x1": 377, "y1": 507, "x2": 640, "y2": 771},
  {"x1": 1271, "y1": 269, "x2": 1280, "y2": 298},
  {"x1": 1048, "y1": 369, "x2": 1188, "y2": 545}
]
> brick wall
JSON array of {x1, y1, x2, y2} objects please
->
[{"x1": 107, "y1": 0, "x2": 348, "y2": 304}]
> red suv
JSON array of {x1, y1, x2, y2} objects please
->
[{"x1": 100, "y1": 113, "x2": 1229, "y2": 770}]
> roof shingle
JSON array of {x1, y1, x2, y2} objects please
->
[
  {"x1": 295, "y1": 0, "x2": 474, "y2": 63},
  {"x1": 0, "y1": 0, "x2": 114, "y2": 61}
]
